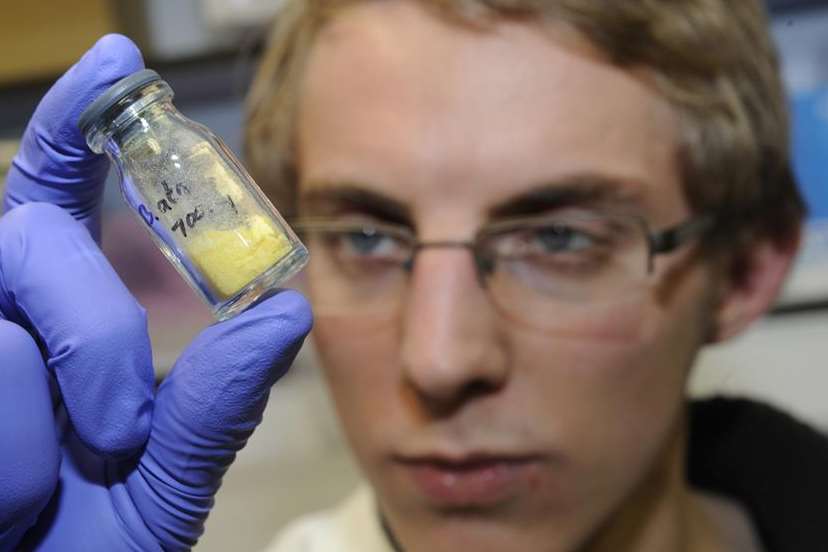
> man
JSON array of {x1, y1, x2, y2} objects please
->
[
  {"x1": 245, "y1": 0, "x2": 822, "y2": 550},
  {"x1": 0, "y1": 2, "x2": 823, "y2": 552}
]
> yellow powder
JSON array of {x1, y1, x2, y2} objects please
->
[{"x1": 186, "y1": 215, "x2": 292, "y2": 299}]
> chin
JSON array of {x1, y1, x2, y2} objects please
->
[{"x1": 383, "y1": 508, "x2": 580, "y2": 552}]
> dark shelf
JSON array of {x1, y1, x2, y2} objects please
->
[
  {"x1": 768, "y1": 0, "x2": 828, "y2": 13},
  {"x1": 0, "y1": 49, "x2": 260, "y2": 139}
]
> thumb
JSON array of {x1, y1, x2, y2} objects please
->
[
  {"x1": 0, "y1": 321, "x2": 60, "y2": 550},
  {"x1": 125, "y1": 290, "x2": 312, "y2": 547}
]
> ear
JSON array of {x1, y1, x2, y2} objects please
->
[{"x1": 709, "y1": 230, "x2": 801, "y2": 343}]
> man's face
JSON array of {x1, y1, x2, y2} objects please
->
[{"x1": 295, "y1": 2, "x2": 718, "y2": 550}]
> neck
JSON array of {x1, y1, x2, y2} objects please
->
[{"x1": 584, "y1": 418, "x2": 729, "y2": 552}]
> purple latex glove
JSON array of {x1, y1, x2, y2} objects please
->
[
  {"x1": 2, "y1": 34, "x2": 139, "y2": 243},
  {"x1": 0, "y1": 35, "x2": 312, "y2": 551}
]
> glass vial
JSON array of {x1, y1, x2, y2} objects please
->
[{"x1": 78, "y1": 69, "x2": 308, "y2": 320}]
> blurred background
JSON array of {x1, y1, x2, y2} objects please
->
[{"x1": 0, "y1": 0, "x2": 826, "y2": 550}]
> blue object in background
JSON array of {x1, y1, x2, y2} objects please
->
[{"x1": 791, "y1": 86, "x2": 828, "y2": 220}]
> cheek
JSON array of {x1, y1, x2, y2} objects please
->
[
  {"x1": 510, "y1": 294, "x2": 709, "y2": 503},
  {"x1": 312, "y1": 314, "x2": 402, "y2": 463},
  {"x1": 517, "y1": 332, "x2": 687, "y2": 453}
]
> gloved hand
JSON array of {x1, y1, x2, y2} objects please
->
[{"x1": 0, "y1": 35, "x2": 312, "y2": 551}]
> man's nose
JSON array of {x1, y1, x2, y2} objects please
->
[{"x1": 399, "y1": 247, "x2": 509, "y2": 414}]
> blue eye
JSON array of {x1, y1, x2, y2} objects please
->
[
  {"x1": 488, "y1": 223, "x2": 603, "y2": 258},
  {"x1": 486, "y1": 219, "x2": 617, "y2": 280},
  {"x1": 535, "y1": 225, "x2": 594, "y2": 252},
  {"x1": 345, "y1": 229, "x2": 386, "y2": 254},
  {"x1": 336, "y1": 227, "x2": 405, "y2": 260}
]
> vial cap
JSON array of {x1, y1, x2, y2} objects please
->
[{"x1": 77, "y1": 69, "x2": 163, "y2": 136}]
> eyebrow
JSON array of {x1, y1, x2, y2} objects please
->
[
  {"x1": 298, "y1": 183, "x2": 412, "y2": 225},
  {"x1": 488, "y1": 174, "x2": 645, "y2": 220},
  {"x1": 298, "y1": 173, "x2": 644, "y2": 225}
]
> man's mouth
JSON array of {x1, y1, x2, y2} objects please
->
[{"x1": 393, "y1": 453, "x2": 544, "y2": 508}]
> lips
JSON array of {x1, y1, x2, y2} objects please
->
[{"x1": 395, "y1": 454, "x2": 542, "y2": 508}]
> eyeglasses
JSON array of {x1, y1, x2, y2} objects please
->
[{"x1": 293, "y1": 212, "x2": 713, "y2": 331}]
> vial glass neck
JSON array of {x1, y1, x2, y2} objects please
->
[{"x1": 84, "y1": 81, "x2": 175, "y2": 154}]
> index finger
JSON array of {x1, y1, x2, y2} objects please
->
[{"x1": 3, "y1": 34, "x2": 144, "y2": 242}]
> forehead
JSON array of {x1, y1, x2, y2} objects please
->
[{"x1": 297, "y1": 0, "x2": 685, "y2": 224}]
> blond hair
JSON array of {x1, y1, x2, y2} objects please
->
[{"x1": 245, "y1": 0, "x2": 805, "y2": 249}]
